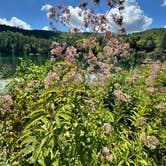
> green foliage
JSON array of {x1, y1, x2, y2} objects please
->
[
  {"x1": 123, "y1": 28, "x2": 166, "y2": 66},
  {"x1": 0, "y1": 58, "x2": 165, "y2": 165},
  {"x1": 0, "y1": 25, "x2": 91, "y2": 56},
  {"x1": 0, "y1": 64, "x2": 12, "y2": 78}
]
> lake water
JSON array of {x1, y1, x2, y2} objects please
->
[
  {"x1": 0, "y1": 79, "x2": 11, "y2": 93},
  {"x1": 0, "y1": 54, "x2": 50, "y2": 74},
  {"x1": 0, "y1": 54, "x2": 50, "y2": 92}
]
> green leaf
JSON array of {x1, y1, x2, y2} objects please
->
[
  {"x1": 118, "y1": 160, "x2": 125, "y2": 166},
  {"x1": 139, "y1": 159, "x2": 148, "y2": 165},
  {"x1": 33, "y1": 135, "x2": 48, "y2": 163},
  {"x1": 41, "y1": 88, "x2": 61, "y2": 97},
  {"x1": 21, "y1": 136, "x2": 37, "y2": 146},
  {"x1": 56, "y1": 113, "x2": 72, "y2": 120},
  {"x1": 23, "y1": 111, "x2": 47, "y2": 130}
]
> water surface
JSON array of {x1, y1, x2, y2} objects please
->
[
  {"x1": 0, "y1": 79, "x2": 11, "y2": 93},
  {"x1": 0, "y1": 54, "x2": 49, "y2": 75}
]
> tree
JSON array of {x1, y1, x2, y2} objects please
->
[{"x1": 145, "y1": 38, "x2": 156, "y2": 52}]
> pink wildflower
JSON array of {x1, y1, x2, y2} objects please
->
[
  {"x1": 102, "y1": 147, "x2": 110, "y2": 155},
  {"x1": 0, "y1": 95, "x2": 13, "y2": 110},
  {"x1": 106, "y1": 154, "x2": 113, "y2": 163},
  {"x1": 27, "y1": 80, "x2": 40, "y2": 89},
  {"x1": 45, "y1": 72, "x2": 59, "y2": 88},
  {"x1": 146, "y1": 136, "x2": 159, "y2": 149},
  {"x1": 113, "y1": 89, "x2": 131, "y2": 102},
  {"x1": 103, "y1": 123, "x2": 111, "y2": 134}
]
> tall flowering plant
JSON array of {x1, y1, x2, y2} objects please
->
[
  {"x1": 0, "y1": 0, "x2": 165, "y2": 163},
  {"x1": 48, "y1": 0, "x2": 129, "y2": 85}
]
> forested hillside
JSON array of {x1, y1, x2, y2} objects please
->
[
  {"x1": 124, "y1": 28, "x2": 166, "y2": 63},
  {"x1": 0, "y1": 25, "x2": 166, "y2": 64},
  {"x1": 0, "y1": 25, "x2": 85, "y2": 56}
]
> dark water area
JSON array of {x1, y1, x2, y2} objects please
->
[{"x1": 0, "y1": 54, "x2": 50, "y2": 75}]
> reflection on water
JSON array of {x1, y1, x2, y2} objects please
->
[
  {"x1": 0, "y1": 54, "x2": 50, "y2": 74},
  {"x1": 0, "y1": 79, "x2": 11, "y2": 93}
]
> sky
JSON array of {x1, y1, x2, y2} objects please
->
[{"x1": 0, "y1": 0, "x2": 165, "y2": 33}]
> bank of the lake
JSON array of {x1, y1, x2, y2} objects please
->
[
  {"x1": 0, "y1": 79, "x2": 11, "y2": 93},
  {"x1": 0, "y1": 54, "x2": 50, "y2": 77}
]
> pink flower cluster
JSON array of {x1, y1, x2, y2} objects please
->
[
  {"x1": 48, "y1": 0, "x2": 126, "y2": 33},
  {"x1": 98, "y1": 62, "x2": 111, "y2": 79},
  {"x1": 156, "y1": 102, "x2": 166, "y2": 111},
  {"x1": 103, "y1": 37, "x2": 129, "y2": 58},
  {"x1": 140, "y1": 132, "x2": 159, "y2": 149},
  {"x1": 45, "y1": 72, "x2": 60, "y2": 88},
  {"x1": 138, "y1": 117, "x2": 147, "y2": 126},
  {"x1": 27, "y1": 80, "x2": 40, "y2": 89},
  {"x1": 0, "y1": 95, "x2": 13, "y2": 110},
  {"x1": 103, "y1": 122, "x2": 112, "y2": 134},
  {"x1": 46, "y1": 1, "x2": 129, "y2": 85},
  {"x1": 98, "y1": 147, "x2": 113, "y2": 163},
  {"x1": 113, "y1": 89, "x2": 131, "y2": 102},
  {"x1": 145, "y1": 61, "x2": 166, "y2": 86},
  {"x1": 65, "y1": 46, "x2": 78, "y2": 64},
  {"x1": 51, "y1": 46, "x2": 64, "y2": 55}
]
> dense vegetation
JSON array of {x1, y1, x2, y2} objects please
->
[
  {"x1": 122, "y1": 29, "x2": 166, "y2": 66},
  {"x1": 0, "y1": 25, "x2": 91, "y2": 56},
  {"x1": 0, "y1": 1, "x2": 166, "y2": 164},
  {"x1": 0, "y1": 58, "x2": 165, "y2": 165},
  {"x1": 0, "y1": 24, "x2": 166, "y2": 64}
]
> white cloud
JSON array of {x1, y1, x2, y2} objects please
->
[
  {"x1": 42, "y1": 26, "x2": 49, "y2": 30},
  {"x1": 164, "y1": 25, "x2": 166, "y2": 28},
  {"x1": 65, "y1": 6, "x2": 84, "y2": 29},
  {"x1": 64, "y1": 0, "x2": 152, "y2": 33},
  {"x1": 62, "y1": 6, "x2": 91, "y2": 32},
  {"x1": 161, "y1": 0, "x2": 166, "y2": 6},
  {"x1": 0, "y1": 17, "x2": 31, "y2": 30},
  {"x1": 41, "y1": 4, "x2": 53, "y2": 11},
  {"x1": 41, "y1": 0, "x2": 152, "y2": 33},
  {"x1": 41, "y1": 4, "x2": 85, "y2": 30},
  {"x1": 41, "y1": 4, "x2": 53, "y2": 18},
  {"x1": 106, "y1": 0, "x2": 153, "y2": 33}
]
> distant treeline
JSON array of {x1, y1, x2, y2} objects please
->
[
  {"x1": 125, "y1": 29, "x2": 166, "y2": 61},
  {"x1": 0, "y1": 25, "x2": 89, "y2": 56},
  {"x1": 0, "y1": 25, "x2": 166, "y2": 64}
]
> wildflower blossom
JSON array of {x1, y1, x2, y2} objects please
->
[
  {"x1": 98, "y1": 147, "x2": 113, "y2": 163},
  {"x1": 146, "y1": 136, "x2": 159, "y2": 149},
  {"x1": 103, "y1": 122, "x2": 111, "y2": 134},
  {"x1": 156, "y1": 103, "x2": 166, "y2": 111},
  {"x1": 114, "y1": 66, "x2": 122, "y2": 72},
  {"x1": 87, "y1": 65, "x2": 94, "y2": 73},
  {"x1": 0, "y1": 95, "x2": 13, "y2": 110},
  {"x1": 102, "y1": 147, "x2": 110, "y2": 155},
  {"x1": 27, "y1": 80, "x2": 40, "y2": 89},
  {"x1": 158, "y1": 87, "x2": 166, "y2": 93},
  {"x1": 98, "y1": 154, "x2": 105, "y2": 162},
  {"x1": 106, "y1": 154, "x2": 113, "y2": 163},
  {"x1": 103, "y1": 46, "x2": 114, "y2": 56},
  {"x1": 65, "y1": 46, "x2": 78, "y2": 64},
  {"x1": 0, "y1": 95, "x2": 13, "y2": 115},
  {"x1": 146, "y1": 87, "x2": 156, "y2": 93},
  {"x1": 125, "y1": 76, "x2": 134, "y2": 84},
  {"x1": 140, "y1": 132, "x2": 147, "y2": 144},
  {"x1": 138, "y1": 117, "x2": 147, "y2": 126},
  {"x1": 113, "y1": 89, "x2": 131, "y2": 102},
  {"x1": 140, "y1": 132, "x2": 159, "y2": 149},
  {"x1": 50, "y1": 46, "x2": 64, "y2": 55},
  {"x1": 98, "y1": 62, "x2": 111, "y2": 79},
  {"x1": 45, "y1": 72, "x2": 60, "y2": 88}
]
